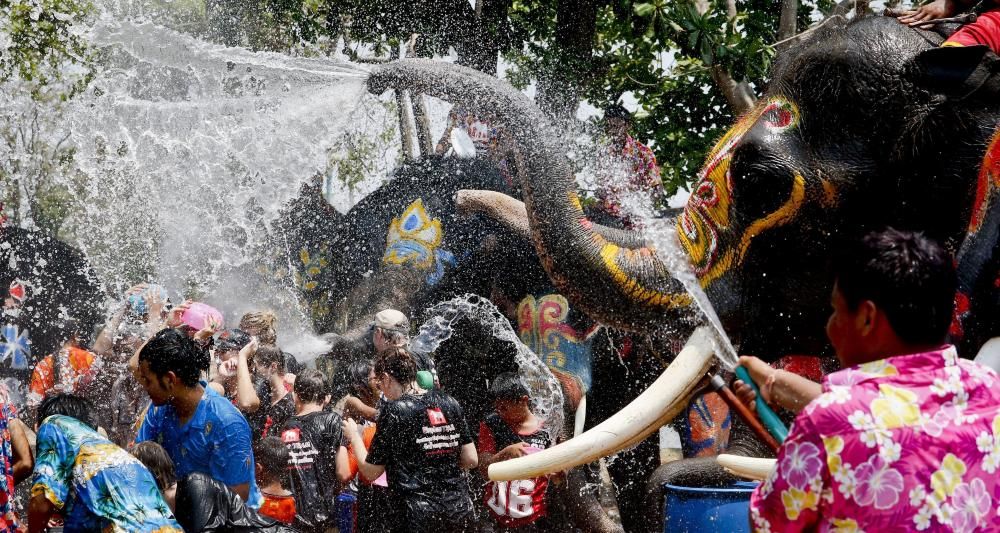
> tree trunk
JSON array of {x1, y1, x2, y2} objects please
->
[
  {"x1": 536, "y1": 0, "x2": 598, "y2": 119},
  {"x1": 411, "y1": 93, "x2": 434, "y2": 157},
  {"x1": 695, "y1": 0, "x2": 756, "y2": 114},
  {"x1": 778, "y1": 0, "x2": 798, "y2": 42},
  {"x1": 391, "y1": 47, "x2": 416, "y2": 160}
]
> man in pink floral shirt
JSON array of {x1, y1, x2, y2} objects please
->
[{"x1": 748, "y1": 228, "x2": 1000, "y2": 532}]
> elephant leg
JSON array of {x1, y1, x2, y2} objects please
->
[
  {"x1": 550, "y1": 463, "x2": 624, "y2": 533},
  {"x1": 605, "y1": 437, "x2": 659, "y2": 532}
]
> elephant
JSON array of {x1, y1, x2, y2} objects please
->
[{"x1": 365, "y1": 13, "x2": 1000, "y2": 530}]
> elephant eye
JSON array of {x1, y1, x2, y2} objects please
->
[{"x1": 762, "y1": 106, "x2": 793, "y2": 130}]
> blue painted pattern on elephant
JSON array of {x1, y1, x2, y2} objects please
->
[
  {"x1": 0, "y1": 325, "x2": 28, "y2": 370},
  {"x1": 681, "y1": 392, "x2": 731, "y2": 457},
  {"x1": 516, "y1": 293, "x2": 598, "y2": 409}
]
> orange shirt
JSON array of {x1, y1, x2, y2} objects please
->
[
  {"x1": 259, "y1": 492, "x2": 296, "y2": 525},
  {"x1": 28, "y1": 347, "x2": 98, "y2": 408},
  {"x1": 346, "y1": 424, "x2": 380, "y2": 483}
]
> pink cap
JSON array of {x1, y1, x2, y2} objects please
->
[{"x1": 180, "y1": 302, "x2": 224, "y2": 331}]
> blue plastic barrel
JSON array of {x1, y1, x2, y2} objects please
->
[
  {"x1": 337, "y1": 491, "x2": 357, "y2": 532},
  {"x1": 663, "y1": 481, "x2": 758, "y2": 532}
]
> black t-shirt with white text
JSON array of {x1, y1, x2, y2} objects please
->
[
  {"x1": 366, "y1": 390, "x2": 474, "y2": 525},
  {"x1": 280, "y1": 410, "x2": 343, "y2": 528}
]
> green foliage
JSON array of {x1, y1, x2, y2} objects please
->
[{"x1": 1, "y1": 0, "x2": 94, "y2": 98}]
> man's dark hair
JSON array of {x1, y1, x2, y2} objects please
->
[
  {"x1": 139, "y1": 327, "x2": 210, "y2": 387},
  {"x1": 294, "y1": 368, "x2": 327, "y2": 404},
  {"x1": 254, "y1": 436, "x2": 289, "y2": 481},
  {"x1": 374, "y1": 347, "x2": 417, "y2": 386},
  {"x1": 834, "y1": 228, "x2": 956, "y2": 346},
  {"x1": 132, "y1": 441, "x2": 176, "y2": 491},
  {"x1": 255, "y1": 345, "x2": 285, "y2": 375},
  {"x1": 38, "y1": 393, "x2": 95, "y2": 429},
  {"x1": 490, "y1": 372, "x2": 531, "y2": 402},
  {"x1": 604, "y1": 103, "x2": 631, "y2": 123}
]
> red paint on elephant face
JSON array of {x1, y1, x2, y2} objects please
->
[
  {"x1": 968, "y1": 129, "x2": 1000, "y2": 233},
  {"x1": 677, "y1": 98, "x2": 801, "y2": 287}
]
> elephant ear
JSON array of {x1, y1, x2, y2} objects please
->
[{"x1": 911, "y1": 44, "x2": 998, "y2": 99}]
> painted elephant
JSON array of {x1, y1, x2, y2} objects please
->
[{"x1": 366, "y1": 13, "x2": 1000, "y2": 529}]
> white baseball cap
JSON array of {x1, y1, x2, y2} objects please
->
[{"x1": 374, "y1": 309, "x2": 409, "y2": 333}]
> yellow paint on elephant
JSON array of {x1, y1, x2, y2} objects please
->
[
  {"x1": 870, "y1": 384, "x2": 920, "y2": 429},
  {"x1": 820, "y1": 178, "x2": 838, "y2": 207},
  {"x1": 383, "y1": 198, "x2": 444, "y2": 270},
  {"x1": 598, "y1": 242, "x2": 693, "y2": 308},
  {"x1": 736, "y1": 173, "x2": 807, "y2": 264},
  {"x1": 677, "y1": 97, "x2": 802, "y2": 288},
  {"x1": 568, "y1": 191, "x2": 583, "y2": 212}
]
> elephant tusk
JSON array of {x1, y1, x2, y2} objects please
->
[
  {"x1": 716, "y1": 454, "x2": 776, "y2": 481},
  {"x1": 488, "y1": 326, "x2": 716, "y2": 481}
]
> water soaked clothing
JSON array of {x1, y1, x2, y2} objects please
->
[
  {"x1": 280, "y1": 410, "x2": 343, "y2": 529},
  {"x1": 750, "y1": 345, "x2": 1000, "y2": 532},
  {"x1": 136, "y1": 385, "x2": 263, "y2": 509},
  {"x1": 27, "y1": 347, "x2": 99, "y2": 409},
  {"x1": 259, "y1": 492, "x2": 296, "y2": 525},
  {"x1": 261, "y1": 393, "x2": 294, "y2": 439},
  {"x1": 366, "y1": 390, "x2": 475, "y2": 532},
  {"x1": 32, "y1": 415, "x2": 182, "y2": 532},
  {"x1": 479, "y1": 414, "x2": 553, "y2": 528}
]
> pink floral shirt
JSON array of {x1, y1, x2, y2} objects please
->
[{"x1": 750, "y1": 346, "x2": 1000, "y2": 532}]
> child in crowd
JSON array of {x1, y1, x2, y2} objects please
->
[
  {"x1": 256, "y1": 345, "x2": 295, "y2": 438},
  {"x1": 478, "y1": 373, "x2": 554, "y2": 531},
  {"x1": 255, "y1": 436, "x2": 296, "y2": 525},
  {"x1": 132, "y1": 441, "x2": 178, "y2": 512},
  {"x1": 281, "y1": 369, "x2": 343, "y2": 532}
]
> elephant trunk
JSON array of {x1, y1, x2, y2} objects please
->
[
  {"x1": 488, "y1": 327, "x2": 716, "y2": 481},
  {"x1": 368, "y1": 59, "x2": 693, "y2": 331}
]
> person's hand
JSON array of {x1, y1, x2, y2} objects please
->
[
  {"x1": 342, "y1": 417, "x2": 359, "y2": 439},
  {"x1": 735, "y1": 355, "x2": 777, "y2": 410},
  {"x1": 239, "y1": 337, "x2": 259, "y2": 360},
  {"x1": 895, "y1": 0, "x2": 955, "y2": 25},
  {"x1": 145, "y1": 288, "x2": 165, "y2": 322},
  {"x1": 218, "y1": 358, "x2": 238, "y2": 378},
  {"x1": 498, "y1": 442, "x2": 527, "y2": 460},
  {"x1": 344, "y1": 395, "x2": 365, "y2": 417},
  {"x1": 166, "y1": 300, "x2": 192, "y2": 328}
]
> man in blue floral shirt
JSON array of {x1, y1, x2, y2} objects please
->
[{"x1": 29, "y1": 394, "x2": 182, "y2": 532}]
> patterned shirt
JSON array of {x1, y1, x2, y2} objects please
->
[
  {"x1": 594, "y1": 135, "x2": 663, "y2": 226},
  {"x1": 0, "y1": 405, "x2": 17, "y2": 532},
  {"x1": 136, "y1": 385, "x2": 263, "y2": 509},
  {"x1": 31, "y1": 415, "x2": 182, "y2": 532},
  {"x1": 750, "y1": 346, "x2": 1000, "y2": 532},
  {"x1": 27, "y1": 346, "x2": 100, "y2": 409}
]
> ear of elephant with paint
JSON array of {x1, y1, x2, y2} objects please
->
[{"x1": 912, "y1": 44, "x2": 993, "y2": 98}]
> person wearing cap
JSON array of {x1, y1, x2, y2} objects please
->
[
  {"x1": 591, "y1": 104, "x2": 663, "y2": 228},
  {"x1": 371, "y1": 309, "x2": 438, "y2": 390}
]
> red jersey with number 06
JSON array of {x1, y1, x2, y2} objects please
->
[{"x1": 478, "y1": 414, "x2": 552, "y2": 527}]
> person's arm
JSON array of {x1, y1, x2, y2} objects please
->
[
  {"x1": 459, "y1": 442, "x2": 478, "y2": 470},
  {"x1": 234, "y1": 338, "x2": 261, "y2": 413},
  {"x1": 9, "y1": 417, "x2": 32, "y2": 484},
  {"x1": 895, "y1": 0, "x2": 959, "y2": 25},
  {"x1": 344, "y1": 417, "x2": 386, "y2": 482},
  {"x1": 92, "y1": 305, "x2": 127, "y2": 357},
  {"x1": 344, "y1": 396, "x2": 378, "y2": 421},
  {"x1": 336, "y1": 445, "x2": 354, "y2": 484},
  {"x1": 734, "y1": 356, "x2": 823, "y2": 415},
  {"x1": 28, "y1": 494, "x2": 55, "y2": 533}
]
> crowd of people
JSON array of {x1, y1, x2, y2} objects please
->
[{"x1": 0, "y1": 281, "x2": 559, "y2": 532}]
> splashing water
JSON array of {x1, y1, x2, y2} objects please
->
[
  {"x1": 573, "y1": 134, "x2": 740, "y2": 369},
  {"x1": 411, "y1": 294, "x2": 565, "y2": 442}
]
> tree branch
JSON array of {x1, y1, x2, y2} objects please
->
[
  {"x1": 778, "y1": 0, "x2": 798, "y2": 43},
  {"x1": 711, "y1": 66, "x2": 755, "y2": 116}
]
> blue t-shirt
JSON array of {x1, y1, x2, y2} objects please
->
[
  {"x1": 32, "y1": 415, "x2": 183, "y2": 532},
  {"x1": 136, "y1": 385, "x2": 263, "y2": 509}
]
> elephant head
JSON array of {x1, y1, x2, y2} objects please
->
[{"x1": 368, "y1": 15, "x2": 1000, "y2": 478}]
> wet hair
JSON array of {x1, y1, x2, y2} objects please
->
[
  {"x1": 132, "y1": 441, "x2": 176, "y2": 491},
  {"x1": 255, "y1": 345, "x2": 285, "y2": 375},
  {"x1": 254, "y1": 436, "x2": 289, "y2": 481},
  {"x1": 239, "y1": 311, "x2": 277, "y2": 345},
  {"x1": 346, "y1": 359, "x2": 374, "y2": 398},
  {"x1": 139, "y1": 327, "x2": 210, "y2": 387},
  {"x1": 374, "y1": 347, "x2": 417, "y2": 386},
  {"x1": 38, "y1": 394, "x2": 95, "y2": 429},
  {"x1": 834, "y1": 228, "x2": 956, "y2": 346},
  {"x1": 490, "y1": 372, "x2": 530, "y2": 402},
  {"x1": 294, "y1": 369, "x2": 327, "y2": 404}
]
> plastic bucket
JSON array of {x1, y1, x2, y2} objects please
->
[{"x1": 663, "y1": 481, "x2": 758, "y2": 532}]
